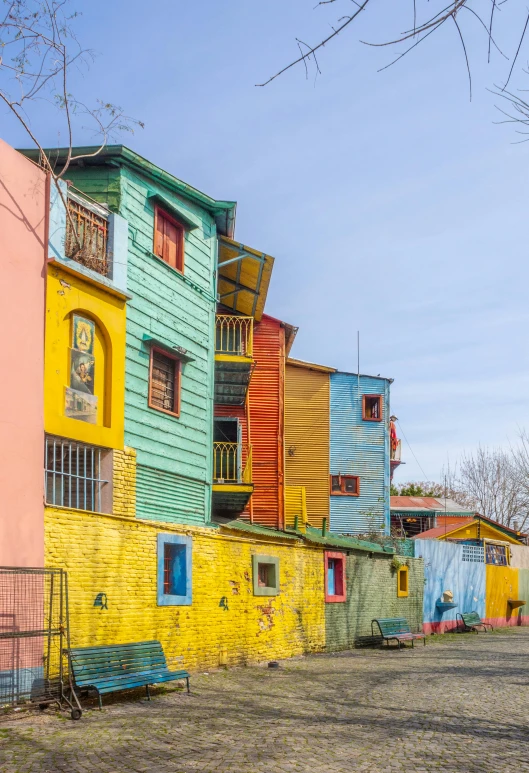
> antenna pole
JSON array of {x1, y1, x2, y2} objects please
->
[{"x1": 357, "y1": 330, "x2": 360, "y2": 391}]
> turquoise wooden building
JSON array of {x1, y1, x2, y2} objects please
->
[{"x1": 39, "y1": 146, "x2": 237, "y2": 526}]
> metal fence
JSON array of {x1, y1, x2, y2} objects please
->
[{"x1": 0, "y1": 568, "x2": 81, "y2": 717}]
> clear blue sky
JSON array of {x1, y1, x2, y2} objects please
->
[{"x1": 3, "y1": 0, "x2": 529, "y2": 483}]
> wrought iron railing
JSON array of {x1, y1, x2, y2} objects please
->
[
  {"x1": 65, "y1": 189, "x2": 110, "y2": 276},
  {"x1": 215, "y1": 315, "x2": 253, "y2": 357},
  {"x1": 213, "y1": 442, "x2": 252, "y2": 483}
]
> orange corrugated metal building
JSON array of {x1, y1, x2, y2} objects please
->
[
  {"x1": 246, "y1": 314, "x2": 285, "y2": 529},
  {"x1": 213, "y1": 310, "x2": 296, "y2": 530}
]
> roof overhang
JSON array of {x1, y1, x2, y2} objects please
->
[
  {"x1": 217, "y1": 236, "x2": 274, "y2": 321},
  {"x1": 287, "y1": 357, "x2": 337, "y2": 374},
  {"x1": 18, "y1": 145, "x2": 237, "y2": 237}
]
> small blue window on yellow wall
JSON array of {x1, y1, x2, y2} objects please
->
[{"x1": 157, "y1": 533, "x2": 192, "y2": 606}]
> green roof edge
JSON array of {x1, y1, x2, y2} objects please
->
[{"x1": 18, "y1": 145, "x2": 237, "y2": 237}]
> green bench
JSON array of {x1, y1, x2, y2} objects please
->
[
  {"x1": 371, "y1": 618, "x2": 426, "y2": 649},
  {"x1": 456, "y1": 611, "x2": 493, "y2": 633},
  {"x1": 67, "y1": 640, "x2": 190, "y2": 709}
]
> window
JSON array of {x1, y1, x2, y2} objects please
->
[
  {"x1": 45, "y1": 436, "x2": 111, "y2": 512},
  {"x1": 362, "y1": 394, "x2": 382, "y2": 422},
  {"x1": 485, "y1": 543, "x2": 509, "y2": 566},
  {"x1": 330, "y1": 474, "x2": 360, "y2": 496},
  {"x1": 252, "y1": 555, "x2": 280, "y2": 596},
  {"x1": 325, "y1": 552, "x2": 346, "y2": 602},
  {"x1": 397, "y1": 565, "x2": 409, "y2": 597},
  {"x1": 154, "y1": 206, "x2": 184, "y2": 273},
  {"x1": 157, "y1": 534, "x2": 192, "y2": 606},
  {"x1": 148, "y1": 347, "x2": 181, "y2": 417},
  {"x1": 462, "y1": 545, "x2": 485, "y2": 563}
]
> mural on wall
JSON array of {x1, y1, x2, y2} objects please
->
[
  {"x1": 65, "y1": 387, "x2": 97, "y2": 424},
  {"x1": 65, "y1": 315, "x2": 98, "y2": 423},
  {"x1": 73, "y1": 315, "x2": 94, "y2": 355},
  {"x1": 70, "y1": 349, "x2": 95, "y2": 394}
]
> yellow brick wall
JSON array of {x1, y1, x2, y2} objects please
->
[
  {"x1": 45, "y1": 509, "x2": 326, "y2": 670},
  {"x1": 112, "y1": 447, "x2": 136, "y2": 518}
]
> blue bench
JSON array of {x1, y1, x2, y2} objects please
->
[
  {"x1": 68, "y1": 640, "x2": 190, "y2": 709},
  {"x1": 371, "y1": 618, "x2": 426, "y2": 649}
]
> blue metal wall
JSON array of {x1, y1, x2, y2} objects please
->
[
  {"x1": 329, "y1": 373, "x2": 390, "y2": 535},
  {"x1": 414, "y1": 539, "x2": 486, "y2": 633}
]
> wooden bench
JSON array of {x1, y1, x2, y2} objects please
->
[
  {"x1": 371, "y1": 618, "x2": 426, "y2": 649},
  {"x1": 457, "y1": 612, "x2": 493, "y2": 633},
  {"x1": 67, "y1": 640, "x2": 190, "y2": 709}
]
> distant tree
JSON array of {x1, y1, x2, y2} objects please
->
[
  {"x1": 391, "y1": 478, "x2": 477, "y2": 509},
  {"x1": 458, "y1": 445, "x2": 529, "y2": 531}
]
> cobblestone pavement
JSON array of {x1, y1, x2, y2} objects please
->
[{"x1": 2, "y1": 629, "x2": 529, "y2": 772}]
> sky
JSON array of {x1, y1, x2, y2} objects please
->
[{"x1": 3, "y1": 0, "x2": 529, "y2": 483}]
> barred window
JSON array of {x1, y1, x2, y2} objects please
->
[
  {"x1": 45, "y1": 437, "x2": 109, "y2": 512},
  {"x1": 148, "y1": 347, "x2": 181, "y2": 416},
  {"x1": 462, "y1": 545, "x2": 485, "y2": 563}
]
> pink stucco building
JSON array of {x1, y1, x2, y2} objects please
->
[{"x1": 0, "y1": 139, "x2": 47, "y2": 566}]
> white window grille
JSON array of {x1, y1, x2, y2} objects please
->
[
  {"x1": 45, "y1": 436, "x2": 109, "y2": 512},
  {"x1": 462, "y1": 545, "x2": 485, "y2": 563}
]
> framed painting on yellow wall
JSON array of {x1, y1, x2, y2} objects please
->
[
  {"x1": 72, "y1": 315, "x2": 95, "y2": 355},
  {"x1": 65, "y1": 387, "x2": 97, "y2": 424},
  {"x1": 70, "y1": 349, "x2": 95, "y2": 395}
]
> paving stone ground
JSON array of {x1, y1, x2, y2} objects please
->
[{"x1": 2, "y1": 628, "x2": 529, "y2": 772}]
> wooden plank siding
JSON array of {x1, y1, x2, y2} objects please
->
[
  {"x1": 64, "y1": 160, "x2": 217, "y2": 526},
  {"x1": 119, "y1": 166, "x2": 216, "y2": 524},
  {"x1": 61, "y1": 166, "x2": 122, "y2": 213}
]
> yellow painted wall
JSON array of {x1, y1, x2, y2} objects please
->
[
  {"x1": 285, "y1": 364, "x2": 330, "y2": 528},
  {"x1": 285, "y1": 485, "x2": 307, "y2": 530},
  {"x1": 486, "y1": 565, "x2": 519, "y2": 623},
  {"x1": 45, "y1": 264, "x2": 126, "y2": 449},
  {"x1": 45, "y1": 508, "x2": 326, "y2": 670},
  {"x1": 440, "y1": 520, "x2": 522, "y2": 544}
]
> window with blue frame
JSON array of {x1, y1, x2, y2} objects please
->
[{"x1": 157, "y1": 534, "x2": 192, "y2": 605}]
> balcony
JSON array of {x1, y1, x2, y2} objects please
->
[
  {"x1": 214, "y1": 315, "x2": 254, "y2": 405},
  {"x1": 212, "y1": 442, "x2": 253, "y2": 517},
  {"x1": 65, "y1": 189, "x2": 110, "y2": 277}
]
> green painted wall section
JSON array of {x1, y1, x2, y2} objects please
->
[
  {"x1": 67, "y1": 161, "x2": 217, "y2": 526},
  {"x1": 325, "y1": 554, "x2": 424, "y2": 649},
  {"x1": 61, "y1": 166, "x2": 122, "y2": 213}
]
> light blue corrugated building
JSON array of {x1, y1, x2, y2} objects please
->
[{"x1": 329, "y1": 372, "x2": 392, "y2": 535}]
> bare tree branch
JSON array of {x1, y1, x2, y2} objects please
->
[
  {"x1": 0, "y1": 0, "x2": 143, "y2": 182},
  {"x1": 255, "y1": 0, "x2": 371, "y2": 87}
]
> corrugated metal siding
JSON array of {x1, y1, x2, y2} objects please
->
[
  {"x1": 136, "y1": 464, "x2": 206, "y2": 524},
  {"x1": 285, "y1": 486, "x2": 307, "y2": 529},
  {"x1": 247, "y1": 315, "x2": 284, "y2": 529},
  {"x1": 330, "y1": 373, "x2": 390, "y2": 535},
  {"x1": 285, "y1": 364, "x2": 330, "y2": 528}
]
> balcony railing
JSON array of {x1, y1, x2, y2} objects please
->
[
  {"x1": 65, "y1": 189, "x2": 110, "y2": 277},
  {"x1": 390, "y1": 439, "x2": 402, "y2": 462},
  {"x1": 215, "y1": 315, "x2": 253, "y2": 357},
  {"x1": 213, "y1": 443, "x2": 252, "y2": 484}
]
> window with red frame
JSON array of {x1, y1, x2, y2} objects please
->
[
  {"x1": 149, "y1": 347, "x2": 181, "y2": 417},
  {"x1": 362, "y1": 394, "x2": 382, "y2": 421},
  {"x1": 330, "y1": 474, "x2": 359, "y2": 496},
  {"x1": 325, "y1": 552, "x2": 346, "y2": 602},
  {"x1": 154, "y1": 206, "x2": 185, "y2": 273}
]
